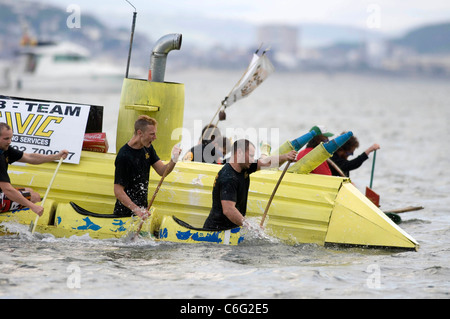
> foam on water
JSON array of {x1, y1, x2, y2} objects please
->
[{"x1": 240, "y1": 217, "x2": 281, "y2": 244}]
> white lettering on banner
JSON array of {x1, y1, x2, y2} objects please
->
[{"x1": 0, "y1": 97, "x2": 90, "y2": 164}]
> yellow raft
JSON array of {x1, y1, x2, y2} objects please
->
[
  {"x1": 0, "y1": 199, "x2": 244, "y2": 245},
  {"x1": 1, "y1": 154, "x2": 418, "y2": 249},
  {"x1": 0, "y1": 35, "x2": 419, "y2": 250}
]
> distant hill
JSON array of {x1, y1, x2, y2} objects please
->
[
  {"x1": 393, "y1": 22, "x2": 450, "y2": 54},
  {"x1": 1, "y1": 0, "x2": 449, "y2": 72},
  {"x1": 0, "y1": 0, "x2": 151, "y2": 67},
  {"x1": 299, "y1": 23, "x2": 384, "y2": 48}
]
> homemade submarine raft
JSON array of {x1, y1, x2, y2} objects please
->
[{"x1": 0, "y1": 33, "x2": 418, "y2": 250}]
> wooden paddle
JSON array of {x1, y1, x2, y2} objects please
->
[
  {"x1": 384, "y1": 206, "x2": 424, "y2": 214},
  {"x1": 365, "y1": 150, "x2": 380, "y2": 207},
  {"x1": 133, "y1": 160, "x2": 176, "y2": 239},
  {"x1": 30, "y1": 157, "x2": 64, "y2": 234},
  {"x1": 260, "y1": 160, "x2": 292, "y2": 227},
  {"x1": 326, "y1": 158, "x2": 346, "y2": 178}
]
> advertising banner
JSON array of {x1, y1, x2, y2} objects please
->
[{"x1": 0, "y1": 96, "x2": 91, "y2": 164}]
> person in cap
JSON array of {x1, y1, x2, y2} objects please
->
[
  {"x1": 329, "y1": 132, "x2": 380, "y2": 177},
  {"x1": 295, "y1": 125, "x2": 334, "y2": 175}
]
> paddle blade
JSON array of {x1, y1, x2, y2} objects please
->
[
  {"x1": 365, "y1": 186, "x2": 380, "y2": 207},
  {"x1": 148, "y1": 207, "x2": 161, "y2": 237},
  {"x1": 131, "y1": 206, "x2": 156, "y2": 240},
  {"x1": 30, "y1": 215, "x2": 39, "y2": 234},
  {"x1": 385, "y1": 212, "x2": 402, "y2": 224}
]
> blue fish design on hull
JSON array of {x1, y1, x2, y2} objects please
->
[
  {"x1": 176, "y1": 230, "x2": 222, "y2": 243},
  {"x1": 111, "y1": 219, "x2": 127, "y2": 232},
  {"x1": 74, "y1": 217, "x2": 102, "y2": 231}
]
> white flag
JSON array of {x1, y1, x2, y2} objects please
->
[{"x1": 225, "y1": 53, "x2": 275, "y2": 108}]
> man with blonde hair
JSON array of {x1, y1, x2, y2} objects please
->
[{"x1": 113, "y1": 115, "x2": 181, "y2": 218}]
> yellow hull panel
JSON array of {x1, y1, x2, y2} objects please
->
[
  {"x1": 325, "y1": 183, "x2": 419, "y2": 249},
  {"x1": 157, "y1": 214, "x2": 243, "y2": 245},
  {"x1": 0, "y1": 199, "x2": 56, "y2": 228},
  {"x1": 0, "y1": 200, "x2": 150, "y2": 240},
  {"x1": 54, "y1": 202, "x2": 149, "y2": 239}
]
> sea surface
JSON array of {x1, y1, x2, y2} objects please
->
[{"x1": 0, "y1": 69, "x2": 449, "y2": 299}]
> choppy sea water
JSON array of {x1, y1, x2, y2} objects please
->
[{"x1": 1, "y1": 70, "x2": 449, "y2": 299}]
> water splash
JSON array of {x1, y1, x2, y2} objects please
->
[
  {"x1": 0, "y1": 220, "x2": 160, "y2": 248},
  {"x1": 0, "y1": 221, "x2": 36, "y2": 241},
  {"x1": 241, "y1": 217, "x2": 280, "y2": 244}
]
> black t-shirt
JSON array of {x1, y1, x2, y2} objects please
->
[
  {"x1": 203, "y1": 162, "x2": 258, "y2": 230},
  {"x1": 185, "y1": 142, "x2": 222, "y2": 164},
  {"x1": 329, "y1": 152, "x2": 368, "y2": 177},
  {"x1": 0, "y1": 147, "x2": 24, "y2": 185},
  {"x1": 113, "y1": 143, "x2": 160, "y2": 216}
]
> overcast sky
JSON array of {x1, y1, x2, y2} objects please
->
[{"x1": 38, "y1": 0, "x2": 450, "y2": 35}]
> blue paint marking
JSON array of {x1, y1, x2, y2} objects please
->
[
  {"x1": 192, "y1": 231, "x2": 222, "y2": 243},
  {"x1": 175, "y1": 230, "x2": 223, "y2": 243},
  {"x1": 11, "y1": 207, "x2": 31, "y2": 213},
  {"x1": 231, "y1": 227, "x2": 240, "y2": 233},
  {"x1": 169, "y1": 226, "x2": 244, "y2": 244},
  {"x1": 159, "y1": 228, "x2": 168, "y2": 239},
  {"x1": 57, "y1": 216, "x2": 61, "y2": 225},
  {"x1": 176, "y1": 230, "x2": 192, "y2": 240},
  {"x1": 111, "y1": 219, "x2": 127, "y2": 232},
  {"x1": 75, "y1": 217, "x2": 102, "y2": 231}
]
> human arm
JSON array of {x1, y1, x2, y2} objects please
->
[
  {"x1": 152, "y1": 160, "x2": 176, "y2": 177},
  {"x1": 334, "y1": 143, "x2": 380, "y2": 174},
  {"x1": 332, "y1": 152, "x2": 368, "y2": 175},
  {"x1": 257, "y1": 150, "x2": 297, "y2": 170},
  {"x1": 151, "y1": 144, "x2": 181, "y2": 176},
  {"x1": 113, "y1": 184, "x2": 149, "y2": 219},
  {"x1": 221, "y1": 200, "x2": 246, "y2": 227},
  {"x1": 18, "y1": 150, "x2": 69, "y2": 165},
  {"x1": 364, "y1": 143, "x2": 380, "y2": 156},
  {"x1": 0, "y1": 181, "x2": 43, "y2": 216}
]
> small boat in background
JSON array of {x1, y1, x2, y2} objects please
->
[{"x1": 11, "y1": 40, "x2": 123, "y2": 92}]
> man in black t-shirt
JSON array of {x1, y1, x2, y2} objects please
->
[
  {"x1": 0, "y1": 123, "x2": 68, "y2": 216},
  {"x1": 113, "y1": 115, "x2": 181, "y2": 218},
  {"x1": 203, "y1": 139, "x2": 297, "y2": 230}
]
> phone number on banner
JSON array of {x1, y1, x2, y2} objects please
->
[{"x1": 11, "y1": 145, "x2": 75, "y2": 161}]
